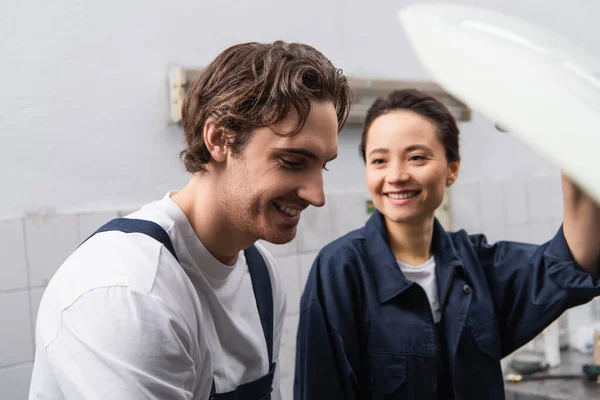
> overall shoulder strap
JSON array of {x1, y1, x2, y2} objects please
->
[
  {"x1": 244, "y1": 245, "x2": 274, "y2": 365},
  {"x1": 83, "y1": 218, "x2": 178, "y2": 262}
]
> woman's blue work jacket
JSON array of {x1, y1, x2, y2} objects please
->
[{"x1": 294, "y1": 210, "x2": 600, "y2": 399}]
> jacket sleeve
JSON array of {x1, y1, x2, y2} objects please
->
[
  {"x1": 294, "y1": 250, "x2": 360, "y2": 400},
  {"x1": 471, "y1": 225, "x2": 600, "y2": 355}
]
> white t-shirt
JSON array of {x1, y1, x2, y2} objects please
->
[
  {"x1": 397, "y1": 256, "x2": 441, "y2": 323},
  {"x1": 29, "y1": 192, "x2": 287, "y2": 400}
]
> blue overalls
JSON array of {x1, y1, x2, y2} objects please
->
[{"x1": 88, "y1": 218, "x2": 276, "y2": 400}]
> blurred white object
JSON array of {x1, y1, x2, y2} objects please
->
[
  {"x1": 568, "y1": 298, "x2": 600, "y2": 354},
  {"x1": 570, "y1": 323, "x2": 599, "y2": 354},
  {"x1": 543, "y1": 321, "x2": 561, "y2": 367},
  {"x1": 398, "y1": 4, "x2": 600, "y2": 204},
  {"x1": 567, "y1": 301, "x2": 595, "y2": 353}
]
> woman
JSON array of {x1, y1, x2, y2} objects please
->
[{"x1": 294, "y1": 89, "x2": 600, "y2": 399}]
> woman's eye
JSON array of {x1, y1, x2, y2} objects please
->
[
  {"x1": 409, "y1": 155, "x2": 427, "y2": 161},
  {"x1": 371, "y1": 158, "x2": 386, "y2": 165}
]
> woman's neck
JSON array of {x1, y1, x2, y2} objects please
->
[{"x1": 385, "y1": 215, "x2": 435, "y2": 266}]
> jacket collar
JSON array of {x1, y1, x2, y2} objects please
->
[{"x1": 364, "y1": 210, "x2": 463, "y2": 304}]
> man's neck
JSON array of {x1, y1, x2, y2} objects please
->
[
  {"x1": 385, "y1": 215, "x2": 435, "y2": 266},
  {"x1": 171, "y1": 173, "x2": 254, "y2": 266}
]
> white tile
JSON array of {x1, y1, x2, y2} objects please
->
[
  {"x1": 503, "y1": 179, "x2": 529, "y2": 226},
  {"x1": 280, "y1": 376, "x2": 294, "y2": 400},
  {"x1": 0, "y1": 291, "x2": 34, "y2": 367},
  {"x1": 449, "y1": 182, "x2": 481, "y2": 231},
  {"x1": 298, "y1": 252, "x2": 318, "y2": 291},
  {"x1": 296, "y1": 205, "x2": 333, "y2": 253},
  {"x1": 117, "y1": 208, "x2": 139, "y2": 217},
  {"x1": 547, "y1": 178, "x2": 564, "y2": 217},
  {"x1": 0, "y1": 363, "x2": 33, "y2": 400},
  {"x1": 478, "y1": 180, "x2": 506, "y2": 230},
  {"x1": 76, "y1": 211, "x2": 119, "y2": 242},
  {"x1": 29, "y1": 287, "x2": 45, "y2": 340},
  {"x1": 275, "y1": 255, "x2": 301, "y2": 314},
  {"x1": 529, "y1": 221, "x2": 561, "y2": 245},
  {"x1": 0, "y1": 219, "x2": 27, "y2": 292},
  {"x1": 454, "y1": 227, "x2": 480, "y2": 238},
  {"x1": 550, "y1": 178, "x2": 564, "y2": 221},
  {"x1": 435, "y1": 193, "x2": 452, "y2": 231},
  {"x1": 327, "y1": 191, "x2": 370, "y2": 239},
  {"x1": 505, "y1": 225, "x2": 531, "y2": 243},
  {"x1": 526, "y1": 176, "x2": 562, "y2": 222},
  {"x1": 258, "y1": 239, "x2": 297, "y2": 258},
  {"x1": 279, "y1": 314, "x2": 299, "y2": 379},
  {"x1": 480, "y1": 224, "x2": 506, "y2": 246},
  {"x1": 551, "y1": 178, "x2": 564, "y2": 217},
  {"x1": 553, "y1": 218, "x2": 564, "y2": 231},
  {"x1": 25, "y1": 214, "x2": 78, "y2": 287}
]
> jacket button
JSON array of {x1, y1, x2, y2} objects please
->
[{"x1": 463, "y1": 284, "x2": 472, "y2": 294}]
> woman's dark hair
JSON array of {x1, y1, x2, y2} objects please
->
[{"x1": 359, "y1": 89, "x2": 460, "y2": 163}]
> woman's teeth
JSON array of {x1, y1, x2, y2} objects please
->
[{"x1": 387, "y1": 191, "x2": 418, "y2": 200}]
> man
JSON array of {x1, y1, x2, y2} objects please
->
[{"x1": 29, "y1": 41, "x2": 352, "y2": 400}]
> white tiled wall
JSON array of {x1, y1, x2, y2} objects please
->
[
  {"x1": 478, "y1": 179, "x2": 506, "y2": 234},
  {"x1": 503, "y1": 179, "x2": 529, "y2": 226},
  {"x1": 0, "y1": 363, "x2": 34, "y2": 400},
  {"x1": 328, "y1": 191, "x2": 371, "y2": 239},
  {"x1": 295, "y1": 205, "x2": 335, "y2": 253},
  {"x1": 259, "y1": 238, "x2": 297, "y2": 258},
  {"x1": 280, "y1": 314, "x2": 300, "y2": 380},
  {"x1": 0, "y1": 219, "x2": 28, "y2": 292},
  {"x1": 450, "y1": 175, "x2": 564, "y2": 245},
  {"x1": 76, "y1": 211, "x2": 120, "y2": 243},
  {"x1": 0, "y1": 211, "x2": 116, "y2": 399},
  {"x1": 0, "y1": 177, "x2": 598, "y2": 399},
  {"x1": 298, "y1": 252, "x2": 318, "y2": 289},
  {"x1": 0, "y1": 291, "x2": 33, "y2": 367},
  {"x1": 448, "y1": 181, "x2": 482, "y2": 232},
  {"x1": 276, "y1": 254, "x2": 302, "y2": 314},
  {"x1": 25, "y1": 215, "x2": 79, "y2": 288},
  {"x1": 28, "y1": 288, "x2": 45, "y2": 334}
]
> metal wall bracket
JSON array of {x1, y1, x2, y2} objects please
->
[{"x1": 169, "y1": 68, "x2": 472, "y2": 125}]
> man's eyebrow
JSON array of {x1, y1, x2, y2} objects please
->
[{"x1": 275, "y1": 148, "x2": 337, "y2": 162}]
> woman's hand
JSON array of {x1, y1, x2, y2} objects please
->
[{"x1": 561, "y1": 173, "x2": 600, "y2": 277}]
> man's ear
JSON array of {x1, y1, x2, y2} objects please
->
[{"x1": 204, "y1": 118, "x2": 229, "y2": 163}]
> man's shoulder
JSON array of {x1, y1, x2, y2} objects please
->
[
  {"x1": 37, "y1": 229, "x2": 199, "y2": 348},
  {"x1": 63, "y1": 197, "x2": 183, "y2": 296},
  {"x1": 42, "y1": 223, "x2": 193, "y2": 321},
  {"x1": 70, "y1": 229, "x2": 167, "y2": 289}
]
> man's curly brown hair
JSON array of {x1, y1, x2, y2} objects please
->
[{"x1": 180, "y1": 41, "x2": 353, "y2": 173}]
